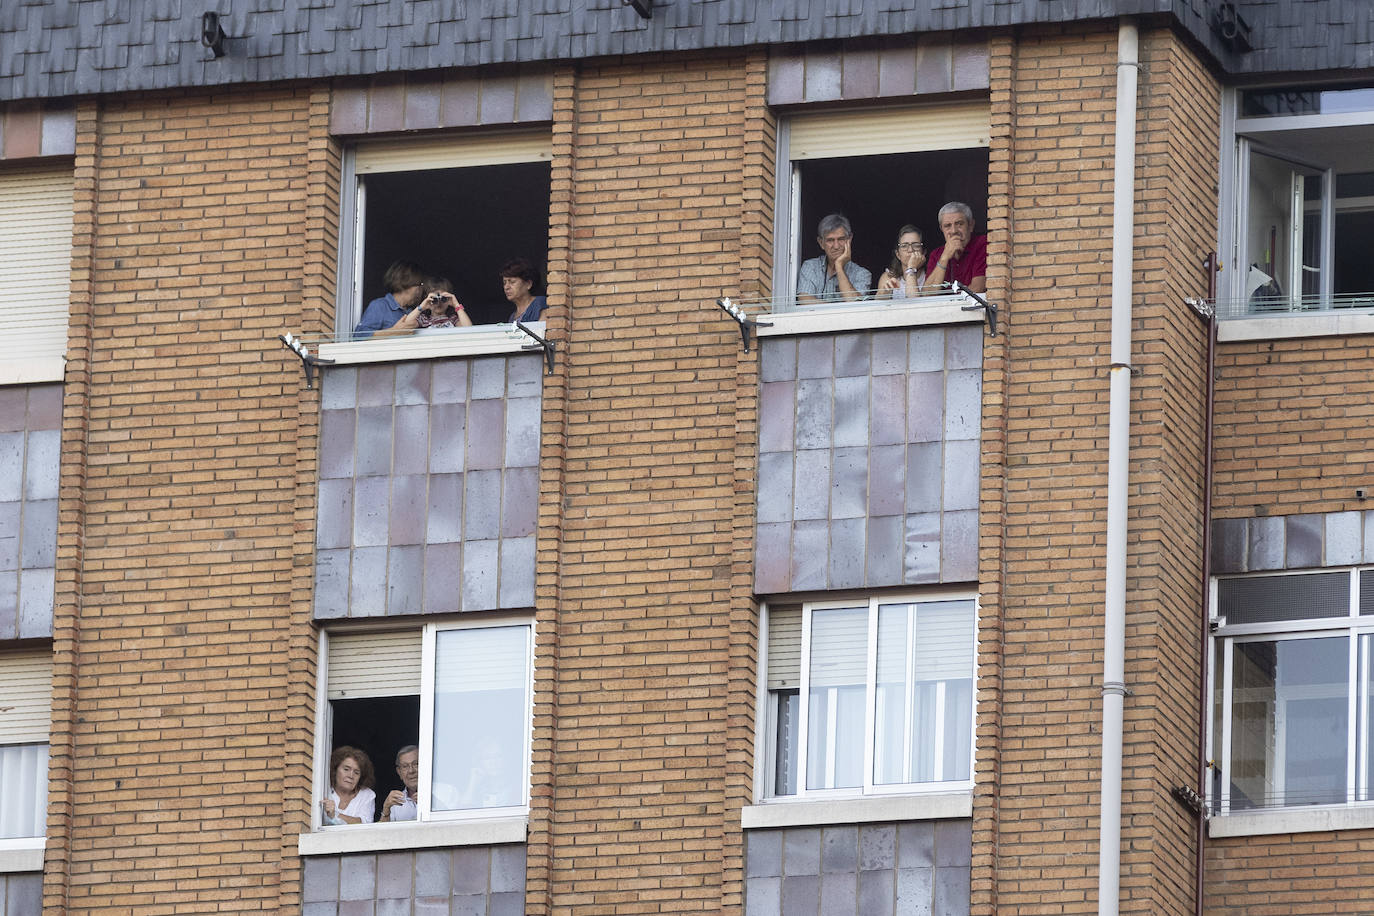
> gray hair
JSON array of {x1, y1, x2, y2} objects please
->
[
  {"x1": 816, "y1": 213, "x2": 853, "y2": 239},
  {"x1": 938, "y1": 201, "x2": 975, "y2": 228},
  {"x1": 395, "y1": 744, "x2": 418, "y2": 765}
]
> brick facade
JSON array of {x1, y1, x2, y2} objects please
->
[
  {"x1": 986, "y1": 24, "x2": 1216, "y2": 915},
  {"x1": 3, "y1": 10, "x2": 1363, "y2": 916}
]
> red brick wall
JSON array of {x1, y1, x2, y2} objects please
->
[
  {"x1": 1212, "y1": 335, "x2": 1374, "y2": 519},
  {"x1": 535, "y1": 52, "x2": 760, "y2": 914},
  {"x1": 45, "y1": 88, "x2": 314, "y2": 913},
  {"x1": 984, "y1": 24, "x2": 1215, "y2": 915}
]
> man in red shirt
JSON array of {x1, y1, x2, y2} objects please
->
[{"x1": 924, "y1": 201, "x2": 987, "y2": 294}]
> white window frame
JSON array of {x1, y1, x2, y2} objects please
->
[
  {"x1": 1218, "y1": 83, "x2": 1374, "y2": 340},
  {"x1": 300, "y1": 615, "x2": 534, "y2": 856},
  {"x1": 322, "y1": 131, "x2": 552, "y2": 364},
  {"x1": 1208, "y1": 567, "x2": 1374, "y2": 836},
  {"x1": 768, "y1": 102, "x2": 990, "y2": 327},
  {"x1": 0, "y1": 649, "x2": 51, "y2": 870},
  {"x1": 748, "y1": 593, "x2": 977, "y2": 827}
]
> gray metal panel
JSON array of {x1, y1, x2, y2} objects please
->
[{"x1": 0, "y1": 0, "x2": 1301, "y2": 105}]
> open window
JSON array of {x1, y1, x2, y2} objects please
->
[
  {"x1": 339, "y1": 132, "x2": 552, "y2": 334},
  {"x1": 1228, "y1": 84, "x2": 1374, "y2": 314},
  {"x1": 775, "y1": 102, "x2": 990, "y2": 310},
  {"x1": 319, "y1": 617, "x2": 533, "y2": 827},
  {"x1": 761, "y1": 595, "x2": 976, "y2": 801}
]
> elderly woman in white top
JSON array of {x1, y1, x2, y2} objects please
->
[{"x1": 321, "y1": 746, "x2": 376, "y2": 825}]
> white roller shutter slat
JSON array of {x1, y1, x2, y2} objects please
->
[
  {"x1": 327, "y1": 630, "x2": 423, "y2": 699},
  {"x1": 0, "y1": 167, "x2": 73, "y2": 384},
  {"x1": 434, "y1": 625, "x2": 530, "y2": 694},
  {"x1": 808, "y1": 606, "x2": 869, "y2": 688},
  {"x1": 913, "y1": 600, "x2": 976, "y2": 682},
  {"x1": 354, "y1": 131, "x2": 552, "y2": 174},
  {"x1": 0, "y1": 651, "x2": 53, "y2": 744},
  {"x1": 767, "y1": 605, "x2": 803, "y2": 690},
  {"x1": 789, "y1": 101, "x2": 991, "y2": 160}
]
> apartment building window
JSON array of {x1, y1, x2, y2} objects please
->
[
  {"x1": 762, "y1": 595, "x2": 975, "y2": 800},
  {"x1": 775, "y1": 102, "x2": 989, "y2": 310},
  {"x1": 0, "y1": 166, "x2": 73, "y2": 384},
  {"x1": 0, "y1": 650, "x2": 51, "y2": 842},
  {"x1": 320, "y1": 616, "x2": 533, "y2": 826},
  {"x1": 1210, "y1": 569, "x2": 1374, "y2": 814},
  {"x1": 339, "y1": 131, "x2": 551, "y2": 333},
  {"x1": 1225, "y1": 83, "x2": 1374, "y2": 315}
]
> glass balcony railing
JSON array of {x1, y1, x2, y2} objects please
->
[{"x1": 1216, "y1": 292, "x2": 1374, "y2": 320}]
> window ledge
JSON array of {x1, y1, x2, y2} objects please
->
[
  {"x1": 1217, "y1": 311, "x2": 1374, "y2": 342},
  {"x1": 297, "y1": 815, "x2": 527, "y2": 856},
  {"x1": 0, "y1": 837, "x2": 45, "y2": 872},
  {"x1": 1208, "y1": 805, "x2": 1374, "y2": 838},
  {"x1": 741, "y1": 791, "x2": 971, "y2": 830},
  {"x1": 316, "y1": 322, "x2": 546, "y2": 366},
  {"x1": 758, "y1": 297, "x2": 981, "y2": 337},
  {"x1": 0, "y1": 357, "x2": 64, "y2": 386}
]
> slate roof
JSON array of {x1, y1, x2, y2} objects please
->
[{"x1": 0, "y1": 0, "x2": 1365, "y2": 103}]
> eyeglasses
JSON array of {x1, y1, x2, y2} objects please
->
[{"x1": 897, "y1": 242, "x2": 925, "y2": 252}]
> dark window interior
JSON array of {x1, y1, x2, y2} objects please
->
[
  {"x1": 360, "y1": 161, "x2": 551, "y2": 325},
  {"x1": 329, "y1": 695, "x2": 420, "y2": 822},
  {"x1": 795, "y1": 148, "x2": 990, "y2": 285}
]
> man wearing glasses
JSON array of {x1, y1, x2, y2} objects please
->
[
  {"x1": 796, "y1": 213, "x2": 872, "y2": 305},
  {"x1": 380, "y1": 745, "x2": 421, "y2": 822}
]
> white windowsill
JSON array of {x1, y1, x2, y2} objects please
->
[
  {"x1": 297, "y1": 815, "x2": 528, "y2": 856},
  {"x1": 1218, "y1": 311, "x2": 1374, "y2": 342},
  {"x1": 1208, "y1": 805, "x2": 1374, "y2": 838},
  {"x1": 316, "y1": 322, "x2": 547, "y2": 366},
  {"x1": 759, "y1": 298, "x2": 982, "y2": 338},
  {"x1": 0, "y1": 837, "x2": 45, "y2": 872},
  {"x1": 741, "y1": 791, "x2": 972, "y2": 830},
  {"x1": 0, "y1": 357, "x2": 65, "y2": 386}
]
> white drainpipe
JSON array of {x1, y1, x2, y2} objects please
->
[{"x1": 1099, "y1": 18, "x2": 1138, "y2": 916}]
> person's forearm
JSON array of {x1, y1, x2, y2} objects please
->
[{"x1": 835, "y1": 270, "x2": 858, "y2": 299}]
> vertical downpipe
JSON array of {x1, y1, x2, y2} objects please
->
[{"x1": 1099, "y1": 19, "x2": 1139, "y2": 916}]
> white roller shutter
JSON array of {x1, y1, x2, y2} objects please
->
[
  {"x1": 327, "y1": 629, "x2": 423, "y2": 699},
  {"x1": 808, "y1": 606, "x2": 870, "y2": 688},
  {"x1": 433, "y1": 624, "x2": 530, "y2": 694},
  {"x1": 0, "y1": 651, "x2": 52, "y2": 744},
  {"x1": 0, "y1": 167, "x2": 73, "y2": 385},
  {"x1": 766, "y1": 605, "x2": 803, "y2": 691},
  {"x1": 788, "y1": 101, "x2": 990, "y2": 160},
  {"x1": 354, "y1": 130, "x2": 552, "y2": 174}
]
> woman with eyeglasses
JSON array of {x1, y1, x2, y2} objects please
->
[{"x1": 877, "y1": 225, "x2": 928, "y2": 299}]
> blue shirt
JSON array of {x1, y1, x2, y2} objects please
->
[
  {"x1": 512, "y1": 296, "x2": 548, "y2": 324},
  {"x1": 796, "y1": 257, "x2": 871, "y2": 300},
  {"x1": 353, "y1": 293, "x2": 407, "y2": 339}
]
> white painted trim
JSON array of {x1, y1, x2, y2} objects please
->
[
  {"x1": 757, "y1": 300, "x2": 981, "y2": 338},
  {"x1": 0, "y1": 837, "x2": 45, "y2": 872},
  {"x1": 1236, "y1": 110, "x2": 1374, "y2": 135},
  {"x1": 1217, "y1": 312, "x2": 1374, "y2": 342},
  {"x1": 1208, "y1": 805, "x2": 1374, "y2": 838},
  {"x1": 740, "y1": 792, "x2": 971, "y2": 830},
  {"x1": 297, "y1": 816, "x2": 528, "y2": 856},
  {"x1": 316, "y1": 322, "x2": 547, "y2": 365},
  {"x1": 0, "y1": 357, "x2": 64, "y2": 386}
]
